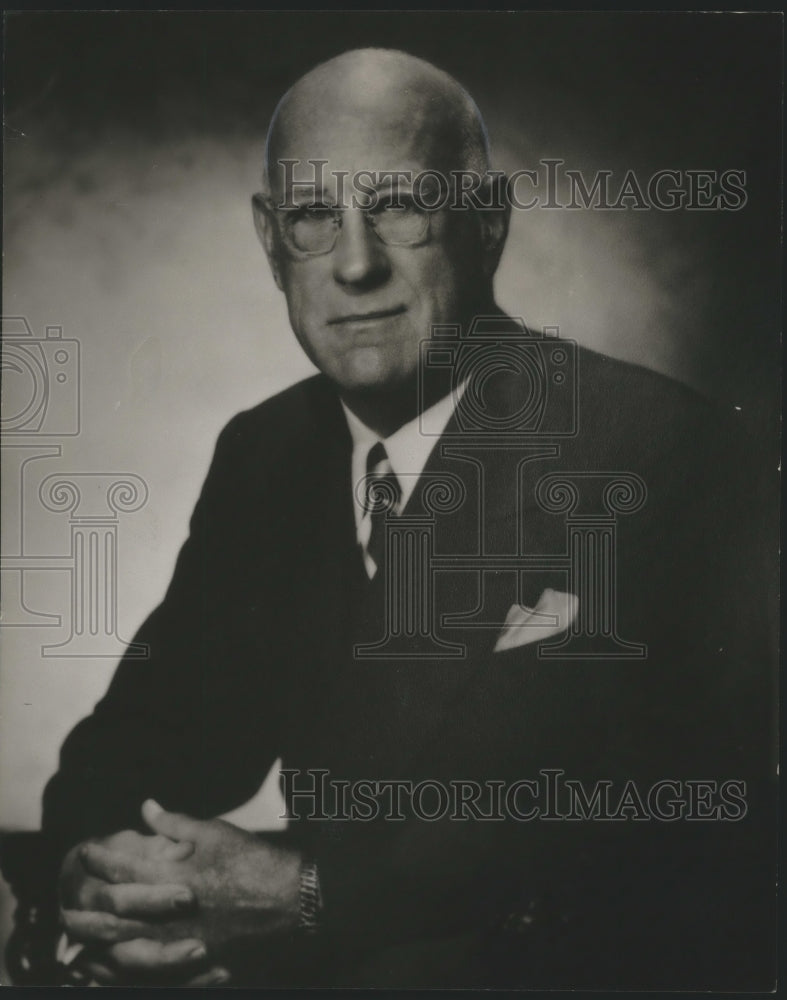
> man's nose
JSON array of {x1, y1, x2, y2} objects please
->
[{"x1": 332, "y1": 209, "x2": 391, "y2": 289}]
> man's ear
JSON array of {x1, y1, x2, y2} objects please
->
[
  {"x1": 251, "y1": 193, "x2": 284, "y2": 291},
  {"x1": 478, "y1": 175, "x2": 512, "y2": 279}
]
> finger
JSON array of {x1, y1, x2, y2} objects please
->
[
  {"x1": 107, "y1": 936, "x2": 207, "y2": 974},
  {"x1": 80, "y1": 954, "x2": 226, "y2": 988},
  {"x1": 152, "y1": 834, "x2": 196, "y2": 862},
  {"x1": 98, "y1": 829, "x2": 195, "y2": 864},
  {"x1": 79, "y1": 958, "x2": 119, "y2": 984},
  {"x1": 185, "y1": 965, "x2": 232, "y2": 986},
  {"x1": 105, "y1": 829, "x2": 152, "y2": 853},
  {"x1": 62, "y1": 869, "x2": 94, "y2": 911},
  {"x1": 142, "y1": 798, "x2": 204, "y2": 842},
  {"x1": 61, "y1": 908, "x2": 152, "y2": 944},
  {"x1": 91, "y1": 881, "x2": 195, "y2": 918},
  {"x1": 81, "y1": 843, "x2": 159, "y2": 884},
  {"x1": 72, "y1": 873, "x2": 116, "y2": 912},
  {"x1": 107, "y1": 830, "x2": 193, "y2": 862}
]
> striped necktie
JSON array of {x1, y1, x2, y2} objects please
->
[{"x1": 363, "y1": 441, "x2": 402, "y2": 579}]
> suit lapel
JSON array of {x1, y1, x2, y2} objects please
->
[
  {"x1": 321, "y1": 373, "x2": 567, "y2": 780},
  {"x1": 282, "y1": 371, "x2": 574, "y2": 782},
  {"x1": 400, "y1": 360, "x2": 590, "y2": 773}
]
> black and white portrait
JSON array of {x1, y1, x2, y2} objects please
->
[{"x1": 0, "y1": 11, "x2": 779, "y2": 990}]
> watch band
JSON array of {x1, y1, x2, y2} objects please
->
[{"x1": 298, "y1": 858, "x2": 322, "y2": 934}]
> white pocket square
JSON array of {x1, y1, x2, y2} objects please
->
[{"x1": 494, "y1": 588, "x2": 579, "y2": 653}]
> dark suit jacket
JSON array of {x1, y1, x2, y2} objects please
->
[{"x1": 41, "y1": 342, "x2": 776, "y2": 988}]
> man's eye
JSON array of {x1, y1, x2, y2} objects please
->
[
  {"x1": 372, "y1": 195, "x2": 420, "y2": 215},
  {"x1": 294, "y1": 205, "x2": 334, "y2": 221}
]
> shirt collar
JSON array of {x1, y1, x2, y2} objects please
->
[{"x1": 341, "y1": 383, "x2": 465, "y2": 515}]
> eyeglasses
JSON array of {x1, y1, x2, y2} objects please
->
[{"x1": 265, "y1": 195, "x2": 433, "y2": 256}]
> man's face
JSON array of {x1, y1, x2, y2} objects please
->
[{"x1": 259, "y1": 107, "x2": 490, "y2": 396}]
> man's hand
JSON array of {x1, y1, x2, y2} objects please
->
[
  {"x1": 59, "y1": 825, "x2": 232, "y2": 984},
  {"x1": 60, "y1": 827, "x2": 196, "y2": 917},
  {"x1": 60, "y1": 800, "x2": 303, "y2": 983}
]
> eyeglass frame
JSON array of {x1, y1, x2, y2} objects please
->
[{"x1": 252, "y1": 191, "x2": 437, "y2": 259}]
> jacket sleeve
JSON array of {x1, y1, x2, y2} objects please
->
[{"x1": 41, "y1": 412, "x2": 284, "y2": 859}]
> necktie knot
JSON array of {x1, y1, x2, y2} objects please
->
[{"x1": 363, "y1": 442, "x2": 401, "y2": 516}]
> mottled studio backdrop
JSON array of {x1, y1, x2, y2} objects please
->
[{"x1": 0, "y1": 6, "x2": 780, "y2": 904}]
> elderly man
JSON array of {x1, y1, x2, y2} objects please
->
[{"x1": 40, "y1": 49, "x2": 772, "y2": 988}]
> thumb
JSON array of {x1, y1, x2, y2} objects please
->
[{"x1": 141, "y1": 798, "x2": 203, "y2": 843}]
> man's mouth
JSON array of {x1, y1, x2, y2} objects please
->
[{"x1": 328, "y1": 306, "x2": 407, "y2": 325}]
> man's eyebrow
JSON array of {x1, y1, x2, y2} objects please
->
[
  {"x1": 367, "y1": 177, "x2": 416, "y2": 191},
  {"x1": 283, "y1": 186, "x2": 331, "y2": 203},
  {"x1": 280, "y1": 179, "x2": 421, "y2": 209}
]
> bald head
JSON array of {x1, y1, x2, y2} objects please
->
[
  {"x1": 251, "y1": 47, "x2": 510, "y2": 423},
  {"x1": 264, "y1": 48, "x2": 490, "y2": 194}
]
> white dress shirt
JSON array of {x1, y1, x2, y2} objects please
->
[{"x1": 341, "y1": 383, "x2": 466, "y2": 578}]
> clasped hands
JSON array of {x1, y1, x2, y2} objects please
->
[{"x1": 58, "y1": 799, "x2": 302, "y2": 985}]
